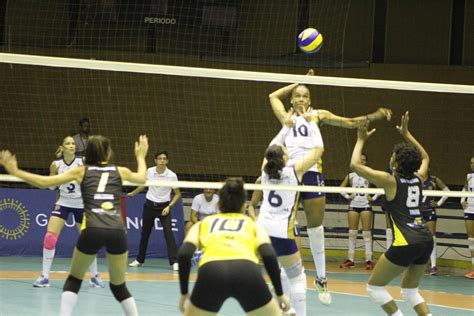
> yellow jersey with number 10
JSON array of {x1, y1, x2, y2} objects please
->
[{"x1": 198, "y1": 213, "x2": 259, "y2": 267}]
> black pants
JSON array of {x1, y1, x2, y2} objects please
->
[{"x1": 136, "y1": 199, "x2": 178, "y2": 265}]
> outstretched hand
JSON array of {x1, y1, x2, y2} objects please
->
[
  {"x1": 0, "y1": 150, "x2": 19, "y2": 175},
  {"x1": 134, "y1": 135, "x2": 149, "y2": 158},
  {"x1": 282, "y1": 108, "x2": 296, "y2": 128},
  {"x1": 301, "y1": 107, "x2": 314, "y2": 123},
  {"x1": 306, "y1": 68, "x2": 315, "y2": 76},
  {"x1": 377, "y1": 107, "x2": 393, "y2": 121},
  {"x1": 357, "y1": 122, "x2": 376, "y2": 141},
  {"x1": 396, "y1": 111, "x2": 410, "y2": 137}
]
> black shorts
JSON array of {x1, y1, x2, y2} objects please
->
[
  {"x1": 421, "y1": 209, "x2": 437, "y2": 222},
  {"x1": 76, "y1": 227, "x2": 128, "y2": 255},
  {"x1": 190, "y1": 260, "x2": 273, "y2": 313},
  {"x1": 349, "y1": 206, "x2": 372, "y2": 213},
  {"x1": 385, "y1": 240, "x2": 434, "y2": 267}
]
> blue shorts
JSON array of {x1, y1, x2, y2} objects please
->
[
  {"x1": 349, "y1": 207, "x2": 372, "y2": 213},
  {"x1": 301, "y1": 171, "x2": 325, "y2": 200},
  {"x1": 270, "y1": 236, "x2": 298, "y2": 257},
  {"x1": 51, "y1": 206, "x2": 84, "y2": 223},
  {"x1": 464, "y1": 213, "x2": 474, "y2": 221},
  {"x1": 421, "y1": 209, "x2": 437, "y2": 222}
]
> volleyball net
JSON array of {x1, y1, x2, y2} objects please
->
[{"x1": 1, "y1": 0, "x2": 473, "y2": 265}]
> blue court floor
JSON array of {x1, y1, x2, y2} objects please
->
[{"x1": 1, "y1": 257, "x2": 473, "y2": 315}]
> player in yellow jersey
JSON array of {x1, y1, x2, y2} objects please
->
[
  {"x1": 177, "y1": 178, "x2": 290, "y2": 316},
  {"x1": 351, "y1": 113, "x2": 432, "y2": 316}
]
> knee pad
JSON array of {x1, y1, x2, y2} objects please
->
[
  {"x1": 401, "y1": 288, "x2": 424, "y2": 308},
  {"x1": 468, "y1": 238, "x2": 474, "y2": 252},
  {"x1": 362, "y1": 230, "x2": 372, "y2": 241},
  {"x1": 63, "y1": 275, "x2": 82, "y2": 294},
  {"x1": 110, "y1": 282, "x2": 132, "y2": 302},
  {"x1": 366, "y1": 284, "x2": 393, "y2": 306},
  {"x1": 349, "y1": 229, "x2": 358, "y2": 241},
  {"x1": 284, "y1": 260, "x2": 304, "y2": 279},
  {"x1": 44, "y1": 231, "x2": 58, "y2": 250}
]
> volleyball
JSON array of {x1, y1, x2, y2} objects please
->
[{"x1": 298, "y1": 28, "x2": 323, "y2": 54}]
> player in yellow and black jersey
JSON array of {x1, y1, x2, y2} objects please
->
[
  {"x1": 177, "y1": 178, "x2": 290, "y2": 316},
  {"x1": 350, "y1": 112, "x2": 433, "y2": 316}
]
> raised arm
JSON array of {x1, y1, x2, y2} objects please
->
[
  {"x1": 350, "y1": 125, "x2": 396, "y2": 197},
  {"x1": 269, "y1": 83, "x2": 299, "y2": 124},
  {"x1": 118, "y1": 135, "x2": 149, "y2": 184},
  {"x1": 0, "y1": 150, "x2": 84, "y2": 188},
  {"x1": 319, "y1": 107, "x2": 392, "y2": 129},
  {"x1": 396, "y1": 112, "x2": 429, "y2": 182},
  {"x1": 247, "y1": 177, "x2": 262, "y2": 220}
]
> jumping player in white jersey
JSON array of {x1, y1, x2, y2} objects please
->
[
  {"x1": 268, "y1": 69, "x2": 392, "y2": 304},
  {"x1": 461, "y1": 156, "x2": 474, "y2": 278},
  {"x1": 258, "y1": 109, "x2": 324, "y2": 315},
  {"x1": 33, "y1": 136, "x2": 104, "y2": 288},
  {"x1": 339, "y1": 153, "x2": 377, "y2": 270}
]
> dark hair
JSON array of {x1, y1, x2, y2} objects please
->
[
  {"x1": 291, "y1": 84, "x2": 310, "y2": 97},
  {"x1": 218, "y1": 177, "x2": 246, "y2": 213},
  {"x1": 393, "y1": 142, "x2": 421, "y2": 179},
  {"x1": 79, "y1": 118, "x2": 89, "y2": 126},
  {"x1": 84, "y1": 135, "x2": 112, "y2": 165},
  {"x1": 264, "y1": 145, "x2": 285, "y2": 180},
  {"x1": 154, "y1": 150, "x2": 169, "y2": 159}
]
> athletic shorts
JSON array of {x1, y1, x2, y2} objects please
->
[
  {"x1": 464, "y1": 213, "x2": 474, "y2": 221},
  {"x1": 385, "y1": 240, "x2": 434, "y2": 267},
  {"x1": 301, "y1": 171, "x2": 325, "y2": 200},
  {"x1": 51, "y1": 206, "x2": 84, "y2": 223},
  {"x1": 421, "y1": 209, "x2": 437, "y2": 222},
  {"x1": 76, "y1": 227, "x2": 128, "y2": 255},
  {"x1": 270, "y1": 236, "x2": 298, "y2": 257},
  {"x1": 349, "y1": 206, "x2": 372, "y2": 213},
  {"x1": 191, "y1": 260, "x2": 272, "y2": 313}
]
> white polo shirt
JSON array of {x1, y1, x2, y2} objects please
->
[
  {"x1": 191, "y1": 193, "x2": 219, "y2": 220},
  {"x1": 145, "y1": 167, "x2": 178, "y2": 203}
]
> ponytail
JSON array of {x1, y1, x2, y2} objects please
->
[{"x1": 264, "y1": 145, "x2": 285, "y2": 180}]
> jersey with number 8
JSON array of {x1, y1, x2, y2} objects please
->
[
  {"x1": 383, "y1": 175, "x2": 432, "y2": 246},
  {"x1": 257, "y1": 166, "x2": 300, "y2": 239}
]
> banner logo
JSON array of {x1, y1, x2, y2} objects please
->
[{"x1": 0, "y1": 198, "x2": 31, "y2": 240}]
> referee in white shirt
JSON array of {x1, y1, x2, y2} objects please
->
[{"x1": 128, "y1": 151, "x2": 182, "y2": 270}]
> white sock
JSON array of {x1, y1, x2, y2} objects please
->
[
  {"x1": 59, "y1": 291, "x2": 78, "y2": 316},
  {"x1": 42, "y1": 248, "x2": 55, "y2": 278},
  {"x1": 430, "y1": 237, "x2": 437, "y2": 268},
  {"x1": 391, "y1": 309, "x2": 403, "y2": 316},
  {"x1": 120, "y1": 297, "x2": 138, "y2": 316},
  {"x1": 386, "y1": 228, "x2": 393, "y2": 250},
  {"x1": 288, "y1": 272, "x2": 307, "y2": 316},
  {"x1": 348, "y1": 230, "x2": 357, "y2": 262},
  {"x1": 280, "y1": 268, "x2": 291, "y2": 297},
  {"x1": 307, "y1": 226, "x2": 326, "y2": 279},
  {"x1": 362, "y1": 230, "x2": 373, "y2": 261},
  {"x1": 88, "y1": 257, "x2": 98, "y2": 277}
]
